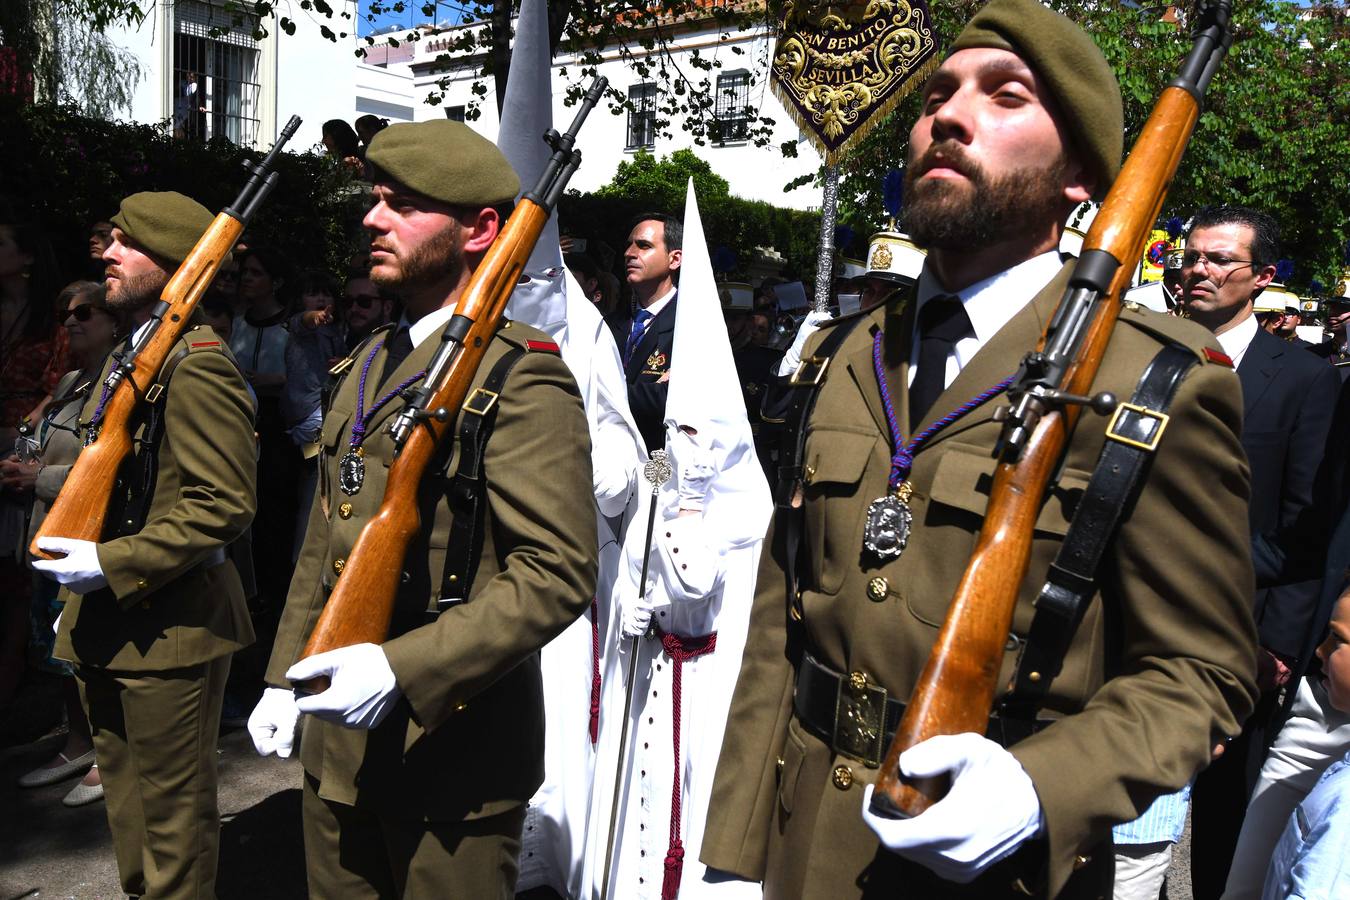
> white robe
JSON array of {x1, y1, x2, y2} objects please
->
[
  {"x1": 516, "y1": 269, "x2": 645, "y2": 898},
  {"x1": 584, "y1": 479, "x2": 763, "y2": 900}
]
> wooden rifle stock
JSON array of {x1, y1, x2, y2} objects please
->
[
  {"x1": 870, "y1": 4, "x2": 1232, "y2": 819},
  {"x1": 31, "y1": 116, "x2": 301, "y2": 561},
  {"x1": 293, "y1": 78, "x2": 608, "y2": 694}
]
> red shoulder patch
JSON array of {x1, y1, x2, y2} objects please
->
[
  {"x1": 526, "y1": 339, "x2": 560, "y2": 354},
  {"x1": 1203, "y1": 347, "x2": 1234, "y2": 367},
  {"x1": 190, "y1": 341, "x2": 221, "y2": 349}
]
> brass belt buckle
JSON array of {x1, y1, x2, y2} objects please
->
[{"x1": 833, "y1": 670, "x2": 888, "y2": 767}]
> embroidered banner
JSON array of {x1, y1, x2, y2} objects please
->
[{"x1": 771, "y1": 0, "x2": 941, "y2": 165}]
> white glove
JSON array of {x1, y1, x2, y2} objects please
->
[
  {"x1": 620, "y1": 590, "x2": 655, "y2": 638},
  {"x1": 248, "y1": 687, "x2": 301, "y2": 758},
  {"x1": 286, "y1": 643, "x2": 403, "y2": 730},
  {"x1": 861, "y1": 733, "x2": 1043, "y2": 883},
  {"x1": 670, "y1": 428, "x2": 716, "y2": 512},
  {"x1": 32, "y1": 538, "x2": 109, "y2": 594},
  {"x1": 777, "y1": 310, "x2": 832, "y2": 376}
]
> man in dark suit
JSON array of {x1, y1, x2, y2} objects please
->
[
  {"x1": 621, "y1": 212, "x2": 682, "y2": 452},
  {"x1": 1179, "y1": 204, "x2": 1341, "y2": 899}
]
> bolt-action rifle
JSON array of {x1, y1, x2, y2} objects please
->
[
  {"x1": 292, "y1": 77, "x2": 608, "y2": 694},
  {"x1": 31, "y1": 116, "x2": 302, "y2": 561},
  {"x1": 869, "y1": 1, "x2": 1235, "y2": 818}
]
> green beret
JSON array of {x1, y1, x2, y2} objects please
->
[
  {"x1": 366, "y1": 120, "x2": 520, "y2": 207},
  {"x1": 111, "y1": 191, "x2": 216, "y2": 265},
  {"x1": 950, "y1": 0, "x2": 1123, "y2": 199}
]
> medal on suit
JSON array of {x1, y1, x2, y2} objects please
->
[
  {"x1": 866, "y1": 329, "x2": 1015, "y2": 561},
  {"x1": 338, "y1": 447, "x2": 366, "y2": 495},
  {"x1": 864, "y1": 481, "x2": 912, "y2": 559},
  {"x1": 339, "y1": 337, "x2": 427, "y2": 497}
]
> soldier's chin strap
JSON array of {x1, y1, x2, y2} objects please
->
[{"x1": 1003, "y1": 341, "x2": 1201, "y2": 718}]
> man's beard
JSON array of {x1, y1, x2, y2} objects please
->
[
  {"x1": 371, "y1": 225, "x2": 463, "y2": 293},
  {"x1": 902, "y1": 142, "x2": 1068, "y2": 251},
  {"x1": 105, "y1": 267, "x2": 168, "y2": 311}
]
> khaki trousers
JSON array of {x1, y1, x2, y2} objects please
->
[
  {"x1": 301, "y1": 774, "x2": 525, "y2": 899},
  {"x1": 78, "y1": 657, "x2": 230, "y2": 900}
]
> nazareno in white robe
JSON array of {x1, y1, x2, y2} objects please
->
[
  {"x1": 584, "y1": 422, "x2": 769, "y2": 900},
  {"x1": 515, "y1": 267, "x2": 646, "y2": 898}
]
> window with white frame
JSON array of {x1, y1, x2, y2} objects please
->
[
  {"x1": 713, "y1": 70, "x2": 750, "y2": 143},
  {"x1": 626, "y1": 82, "x2": 657, "y2": 150},
  {"x1": 173, "y1": 1, "x2": 261, "y2": 146}
]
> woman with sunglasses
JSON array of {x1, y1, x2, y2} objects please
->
[{"x1": 3, "y1": 280, "x2": 122, "y2": 806}]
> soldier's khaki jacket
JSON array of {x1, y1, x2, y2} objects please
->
[
  {"x1": 266, "y1": 318, "x2": 598, "y2": 823},
  {"x1": 701, "y1": 263, "x2": 1260, "y2": 898},
  {"x1": 54, "y1": 324, "x2": 257, "y2": 671}
]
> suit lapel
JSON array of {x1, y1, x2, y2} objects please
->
[
  {"x1": 914, "y1": 261, "x2": 1072, "y2": 446},
  {"x1": 842, "y1": 302, "x2": 902, "y2": 436},
  {"x1": 626, "y1": 294, "x2": 676, "y2": 378},
  {"x1": 1237, "y1": 328, "x2": 1281, "y2": 418}
]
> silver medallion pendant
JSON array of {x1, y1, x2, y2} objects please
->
[
  {"x1": 338, "y1": 449, "x2": 366, "y2": 496},
  {"x1": 863, "y1": 483, "x2": 913, "y2": 560}
]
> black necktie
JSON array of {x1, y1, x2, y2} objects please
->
[
  {"x1": 377, "y1": 326, "x2": 413, "y2": 391},
  {"x1": 909, "y1": 295, "x2": 974, "y2": 426}
]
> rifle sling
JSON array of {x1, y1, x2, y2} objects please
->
[
  {"x1": 107, "y1": 345, "x2": 191, "y2": 540},
  {"x1": 1003, "y1": 341, "x2": 1200, "y2": 718},
  {"x1": 775, "y1": 317, "x2": 866, "y2": 627},
  {"x1": 429, "y1": 345, "x2": 527, "y2": 621}
]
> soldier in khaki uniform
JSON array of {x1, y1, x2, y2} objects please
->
[
  {"x1": 36, "y1": 191, "x2": 257, "y2": 900},
  {"x1": 699, "y1": 1, "x2": 1259, "y2": 897},
  {"x1": 246, "y1": 120, "x2": 597, "y2": 898}
]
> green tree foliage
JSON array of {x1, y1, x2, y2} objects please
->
[
  {"x1": 0, "y1": 99, "x2": 366, "y2": 283},
  {"x1": 569, "y1": 147, "x2": 820, "y2": 284}
]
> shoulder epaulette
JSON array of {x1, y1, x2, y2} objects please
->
[
  {"x1": 494, "y1": 318, "x2": 560, "y2": 354},
  {"x1": 1115, "y1": 304, "x2": 1220, "y2": 365}
]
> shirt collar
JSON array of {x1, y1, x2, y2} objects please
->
[
  {"x1": 641, "y1": 286, "x2": 677, "y2": 319},
  {"x1": 1215, "y1": 311, "x2": 1259, "y2": 367},
  {"x1": 407, "y1": 305, "x2": 457, "y2": 349},
  {"x1": 915, "y1": 251, "x2": 1063, "y2": 345}
]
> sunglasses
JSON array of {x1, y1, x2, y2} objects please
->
[
  {"x1": 64, "y1": 305, "x2": 108, "y2": 323},
  {"x1": 345, "y1": 295, "x2": 380, "y2": 310}
]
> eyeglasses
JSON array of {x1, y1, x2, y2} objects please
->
[
  {"x1": 1180, "y1": 251, "x2": 1254, "y2": 273},
  {"x1": 345, "y1": 295, "x2": 379, "y2": 310},
  {"x1": 63, "y1": 305, "x2": 108, "y2": 323}
]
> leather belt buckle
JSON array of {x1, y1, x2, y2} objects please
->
[
  {"x1": 833, "y1": 670, "x2": 888, "y2": 767},
  {"x1": 1104, "y1": 402, "x2": 1169, "y2": 452},
  {"x1": 462, "y1": 388, "x2": 500, "y2": 417},
  {"x1": 789, "y1": 355, "x2": 830, "y2": 387}
]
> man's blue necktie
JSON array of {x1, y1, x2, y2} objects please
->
[{"x1": 624, "y1": 308, "x2": 655, "y2": 367}]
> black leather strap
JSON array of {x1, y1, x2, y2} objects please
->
[
  {"x1": 430, "y1": 346, "x2": 526, "y2": 621},
  {"x1": 1005, "y1": 342, "x2": 1200, "y2": 716},
  {"x1": 793, "y1": 651, "x2": 1049, "y2": 756},
  {"x1": 107, "y1": 345, "x2": 191, "y2": 539},
  {"x1": 777, "y1": 318, "x2": 865, "y2": 623}
]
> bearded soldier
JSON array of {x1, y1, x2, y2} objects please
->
[{"x1": 700, "y1": 1, "x2": 1258, "y2": 897}]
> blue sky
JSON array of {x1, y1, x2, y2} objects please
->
[{"x1": 358, "y1": 0, "x2": 473, "y2": 37}]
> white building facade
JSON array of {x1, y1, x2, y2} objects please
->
[
  {"x1": 356, "y1": 14, "x2": 824, "y2": 209},
  {"x1": 95, "y1": 0, "x2": 356, "y2": 153}
]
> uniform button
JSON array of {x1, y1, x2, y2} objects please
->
[
  {"x1": 136, "y1": 578, "x2": 148, "y2": 591},
  {"x1": 832, "y1": 765, "x2": 853, "y2": 790},
  {"x1": 1072, "y1": 853, "x2": 1092, "y2": 870},
  {"x1": 803, "y1": 464, "x2": 816, "y2": 484},
  {"x1": 338, "y1": 502, "x2": 353, "y2": 519},
  {"x1": 776, "y1": 756, "x2": 785, "y2": 777},
  {"x1": 333, "y1": 558, "x2": 345, "y2": 575},
  {"x1": 454, "y1": 702, "x2": 468, "y2": 712},
  {"x1": 867, "y1": 576, "x2": 888, "y2": 602}
]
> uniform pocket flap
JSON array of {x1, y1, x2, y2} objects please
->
[
  {"x1": 928, "y1": 442, "x2": 1090, "y2": 536},
  {"x1": 805, "y1": 427, "x2": 878, "y2": 488}
]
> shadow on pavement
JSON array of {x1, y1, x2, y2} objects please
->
[{"x1": 218, "y1": 788, "x2": 308, "y2": 898}]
